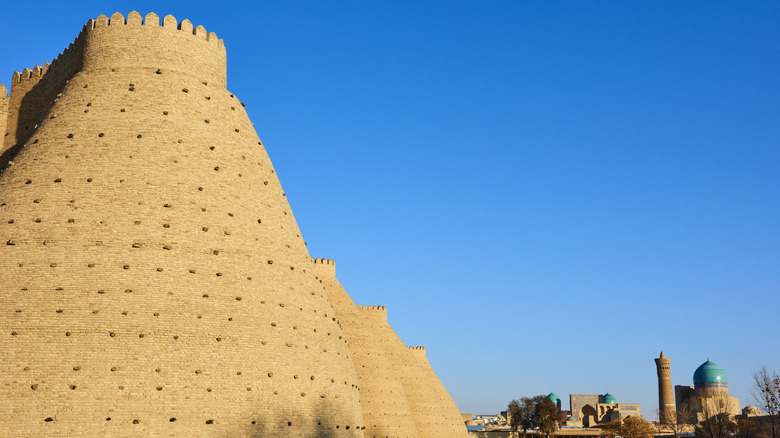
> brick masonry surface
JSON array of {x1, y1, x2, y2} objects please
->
[{"x1": 0, "y1": 11, "x2": 467, "y2": 438}]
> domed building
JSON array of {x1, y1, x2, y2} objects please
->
[
  {"x1": 558, "y1": 392, "x2": 641, "y2": 427},
  {"x1": 548, "y1": 392, "x2": 562, "y2": 410},
  {"x1": 693, "y1": 359, "x2": 729, "y2": 397},
  {"x1": 673, "y1": 357, "x2": 740, "y2": 421}
]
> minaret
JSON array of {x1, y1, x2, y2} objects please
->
[{"x1": 655, "y1": 351, "x2": 676, "y2": 422}]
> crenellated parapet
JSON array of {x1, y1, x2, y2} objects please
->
[
  {"x1": 355, "y1": 304, "x2": 388, "y2": 323},
  {"x1": 83, "y1": 12, "x2": 226, "y2": 88},
  {"x1": 3, "y1": 11, "x2": 228, "y2": 158},
  {"x1": 312, "y1": 257, "x2": 337, "y2": 278},
  {"x1": 408, "y1": 346, "x2": 427, "y2": 357},
  {"x1": 8, "y1": 11, "x2": 225, "y2": 96},
  {"x1": 356, "y1": 304, "x2": 387, "y2": 311}
]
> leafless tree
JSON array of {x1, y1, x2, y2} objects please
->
[
  {"x1": 695, "y1": 396, "x2": 738, "y2": 438},
  {"x1": 753, "y1": 366, "x2": 780, "y2": 438},
  {"x1": 655, "y1": 404, "x2": 696, "y2": 438}
]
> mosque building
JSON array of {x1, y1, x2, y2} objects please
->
[
  {"x1": 654, "y1": 352, "x2": 741, "y2": 424},
  {"x1": 548, "y1": 392, "x2": 641, "y2": 427}
]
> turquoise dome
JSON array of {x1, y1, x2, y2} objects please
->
[
  {"x1": 694, "y1": 360, "x2": 728, "y2": 384},
  {"x1": 603, "y1": 393, "x2": 617, "y2": 404},
  {"x1": 566, "y1": 416, "x2": 577, "y2": 422},
  {"x1": 548, "y1": 393, "x2": 561, "y2": 405}
]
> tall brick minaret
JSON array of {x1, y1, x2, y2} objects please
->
[{"x1": 655, "y1": 351, "x2": 676, "y2": 422}]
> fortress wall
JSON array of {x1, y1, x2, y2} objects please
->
[
  {"x1": 1, "y1": 84, "x2": 8, "y2": 148},
  {"x1": 315, "y1": 258, "x2": 420, "y2": 438},
  {"x1": 2, "y1": 11, "x2": 225, "y2": 167},
  {"x1": 0, "y1": 12, "x2": 363, "y2": 437},
  {"x1": 388, "y1": 344, "x2": 469, "y2": 438}
]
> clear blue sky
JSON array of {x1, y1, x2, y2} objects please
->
[{"x1": 2, "y1": 1, "x2": 778, "y2": 416}]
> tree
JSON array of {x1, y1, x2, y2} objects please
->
[
  {"x1": 655, "y1": 403, "x2": 696, "y2": 438},
  {"x1": 603, "y1": 416, "x2": 657, "y2": 438},
  {"x1": 508, "y1": 397, "x2": 536, "y2": 438},
  {"x1": 695, "y1": 397, "x2": 738, "y2": 438},
  {"x1": 533, "y1": 395, "x2": 566, "y2": 438},
  {"x1": 507, "y1": 395, "x2": 565, "y2": 438},
  {"x1": 753, "y1": 366, "x2": 780, "y2": 438}
]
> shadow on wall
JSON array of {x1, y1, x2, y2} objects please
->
[
  {"x1": 1, "y1": 43, "x2": 82, "y2": 172},
  {"x1": 236, "y1": 399, "x2": 360, "y2": 438}
]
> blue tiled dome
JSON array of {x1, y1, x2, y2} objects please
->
[
  {"x1": 694, "y1": 360, "x2": 728, "y2": 384},
  {"x1": 548, "y1": 392, "x2": 561, "y2": 405},
  {"x1": 603, "y1": 393, "x2": 617, "y2": 404}
]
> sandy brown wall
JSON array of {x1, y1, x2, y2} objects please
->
[
  {"x1": 0, "y1": 12, "x2": 363, "y2": 437},
  {"x1": 315, "y1": 258, "x2": 420, "y2": 438}
]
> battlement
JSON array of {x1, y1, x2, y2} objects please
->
[
  {"x1": 357, "y1": 304, "x2": 387, "y2": 312},
  {"x1": 312, "y1": 257, "x2": 337, "y2": 278},
  {"x1": 408, "y1": 346, "x2": 428, "y2": 358},
  {"x1": 9, "y1": 11, "x2": 226, "y2": 93},
  {"x1": 3, "y1": 11, "x2": 229, "y2": 152},
  {"x1": 89, "y1": 11, "x2": 223, "y2": 47}
]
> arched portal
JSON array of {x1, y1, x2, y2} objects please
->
[{"x1": 581, "y1": 405, "x2": 597, "y2": 427}]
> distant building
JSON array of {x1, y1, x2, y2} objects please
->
[
  {"x1": 548, "y1": 392, "x2": 641, "y2": 427},
  {"x1": 654, "y1": 352, "x2": 741, "y2": 424},
  {"x1": 675, "y1": 358, "x2": 741, "y2": 420}
]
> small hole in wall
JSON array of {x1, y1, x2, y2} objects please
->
[
  {"x1": 169, "y1": 418, "x2": 176, "y2": 422},
  {"x1": 31, "y1": 384, "x2": 38, "y2": 390},
  {"x1": 163, "y1": 111, "x2": 168, "y2": 115},
  {"x1": 44, "y1": 417, "x2": 53, "y2": 422},
  {"x1": 182, "y1": 89, "x2": 188, "y2": 93},
  {"x1": 120, "y1": 108, "x2": 125, "y2": 112},
  {"x1": 206, "y1": 420, "x2": 214, "y2": 424},
  {"x1": 67, "y1": 134, "x2": 73, "y2": 138},
  {"x1": 137, "y1": 135, "x2": 142, "y2": 139},
  {"x1": 69, "y1": 385, "x2": 76, "y2": 390},
  {"x1": 132, "y1": 419, "x2": 140, "y2": 424},
  {"x1": 98, "y1": 133, "x2": 104, "y2": 137}
]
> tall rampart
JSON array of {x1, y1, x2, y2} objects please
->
[
  {"x1": 0, "y1": 84, "x2": 8, "y2": 150},
  {"x1": 392, "y1": 345, "x2": 470, "y2": 438},
  {"x1": 314, "y1": 257, "x2": 468, "y2": 438},
  {"x1": 0, "y1": 12, "x2": 363, "y2": 437},
  {"x1": 314, "y1": 257, "x2": 420, "y2": 438}
]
